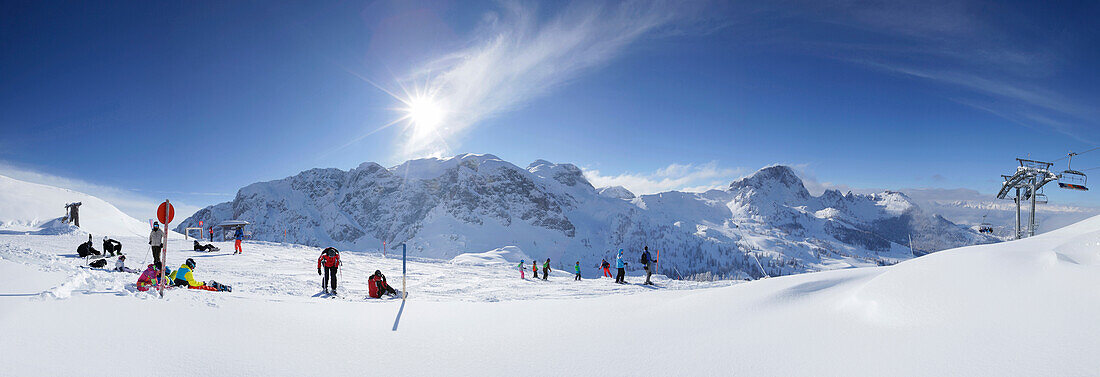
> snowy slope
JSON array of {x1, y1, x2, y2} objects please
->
[
  {"x1": 2, "y1": 214, "x2": 1100, "y2": 375},
  {"x1": 0, "y1": 174, "x2": 150, "y2": 237},
  {"x1": 177, "y1": 156, "x2": 997, "y2": 278}
]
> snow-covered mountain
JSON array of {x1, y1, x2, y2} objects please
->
[
  {"x1": 177, "y1": 154, "x2": 996, "y2": 278},
  {"x1": 0, "y1": 174, "x2": 150, "y2": 237}
]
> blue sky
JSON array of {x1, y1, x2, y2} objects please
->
[{"x1": 2, "y1": 0, "x2": 1098, "y2": 218}]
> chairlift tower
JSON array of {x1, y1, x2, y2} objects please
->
[{"x1": 996, "y1": 159, "x2": 1058, "y2": 239}]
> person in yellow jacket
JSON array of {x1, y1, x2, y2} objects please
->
[{"x1": 170, "y1": 258, "x2": 205, "y2": 288}]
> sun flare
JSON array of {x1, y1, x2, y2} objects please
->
[{"x1": 406, "y1": 96, "x2": 446, "y2": 130}]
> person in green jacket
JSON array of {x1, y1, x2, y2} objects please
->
[
  {"x1": 574, "y1": 261, "x2": 581, "y2": 281},
  {"x1": 542, "y1": 258, "x2": 551, "y2": 280}
]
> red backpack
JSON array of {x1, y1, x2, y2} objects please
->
[
  {"x1": 319, "y1": 248, "x2": 340, "y2": 268},
  {"x1": 367, "y1": 275, "x2": 381, "y2": 298}
]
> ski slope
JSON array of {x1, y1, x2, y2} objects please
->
[
  {"x1": 0, "y1": 174, "x2": 150, "y2": 237},
  {"x1": 2, "y1": 214, "x2": 1100, "y2": 375}
]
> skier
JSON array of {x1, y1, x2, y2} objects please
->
[
  {"x1": 601, "y1": 258, "x2": 612, "y2": 278},
  {"x1": 208, "y1": 227, "x2": 214, "y2": 242},
  {"x1": 316, "y1": 247, "x2": 340, "y2": 295},
  {"x1": 367, "y1": 270, "x2": 398, "y2": 298},
  {"x1": 532, "y1": 259, "x2": 539, "y2": 279},
  {"x1": 102, "y1": 236, "x2": 122, "y2": 256},
  {"x1": 615, "y1": 249, "x2": 627, "y2": 284},
  {"x1": 542, "y1": 258, "x2": 551, "y2": 280},
  {"x1": 641, "y1": 246, "x2": 658, "y2": 285},
  {"x1": 149, "y1": 222, "x2": 165, "y2": 269},
  {"x1": 114, "y1": 255, "x2": 138, "y2": 273},
  {"x1": 518, "y1": 260, "x2": 526, "y2": 279},
  {"x1": 233, "y1": 227, "x2": 244, "y2": 254},
  {"x1": 574, "y1": 261, "x2": 581, "y2": 281},
  {"x1": 77, "y1": 234, "x2": 100, "y2": 257}
]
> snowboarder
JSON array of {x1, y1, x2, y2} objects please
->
[
  {"x1": 102, "y1": 237, "x2": 122, "y2": 256},
  {"x1": 317, "y1": 247, "x2": 340, "y2": 294},
  {"x1": 193, "y1": 240, "x2": 218, "y2": 252},
  {"x1": 542, "y1": 258, "x2": 551, "y2": 280},
  {"x1": 601, "y1": 258, "x2": 612, "y2": 278},
  {"x1": 233, "y1": 227, "x2": 244, "y2": 254},
  {"x1": 77, "y1": 234, "x2": 100, "y2": 257},
  {"x1": 114, "y1": 255, "x2": 138, "y2": 273},
  {"x1": 518, "y1": 260, "x2": 526, "y2": 279},
  {"x1": 149, "y1": 222, "x2": 165, "y2": 269},
  {"x1": 532, "y1": 259, "x2": 540, "y2": 279},
  {"x1": 641, "y1": 246, "x2": 658, "y2": 285},
  {"x1": 170, "y1": 258, "x2": 204, "y2": 288},
  {"x1": 367, "y1": 270, "x2": 398, "y2": 298},
  {"x1": 574, "y1": 261, "x2": 581, "y2": 281},
  {"x1": 615, "y1": 249, "x2": 627, "y2": 284}
]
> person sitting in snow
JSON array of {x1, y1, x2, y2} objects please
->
[
  {"x1": 367, "y1": 270, "x2": 398, "y2": 298},
  {"x1": 193, "y1": 240, "x2": 218, "y2": 252},
  {"x1": 102, "y1": 237, "x2": 122, "y2": 256},
  {"x1": 114, "y1": 255, "x2": 138, "y2": 273},
  {"x1": 77, "y1": 234, "x2": 100, "y2": 257},
  {"x1": 170, "y1": 258, "x2": 205, "y2": 288},
  {"x1": 136, "y1": 264, "x2": 168, "y2": 291}
]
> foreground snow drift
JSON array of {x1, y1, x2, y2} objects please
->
[{"x1": 3, "y1": 214, "x2": 1100, "y2": 376}]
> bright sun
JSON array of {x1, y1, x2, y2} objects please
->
[{"x1": 406, "y1": 96, "x2": 445, "y2": 130}]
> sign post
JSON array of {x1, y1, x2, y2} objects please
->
[
  {"x1": 156, "y1": 200, "x2": 175, "y2": 298},
  {"x1": 402, "y1": 243, "x2": 407, "y2": 300}
]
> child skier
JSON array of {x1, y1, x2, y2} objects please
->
[
  {"x1": 518, "y1": 260, "x2": 526, "y2": 279},
  {"x1": 601, "y1": 258, "x2": 612, "y2": 278},
  {"x1": 317, "y1": 247, "x2": 340, "y2": 294},
  {"x1": 532, "y1": 260, "x2": 539, "y2": 279},
  {"x1": 233, "y1": 227, "x2": 244, "y2": 254},
  {"x1": 114, "y1": 255, "x2": 138, "y2": 273},
  {"x1": 542, "y1": 258, "x2": 551, "y2": 280},
  {"x1": 574, "y1": 261, "x2": 581, "y2": 281}
]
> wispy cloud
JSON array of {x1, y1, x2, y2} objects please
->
[
  {"x1": 583, "y1": 161, "x2": 743, "y2": 195},
  {"x1": 0, "y1": 161, "x2": 204, "y2": 220},
  {"x1": 392, "y1": 0, "x2": 714, "y2": 159}
]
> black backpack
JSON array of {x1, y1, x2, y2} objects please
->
[
  {"x1": 89, "y1": 259, "x2": 107, "y2": 268},
  {"x1": 640, "y1": 252, "x2": 649, "y2": 264}
]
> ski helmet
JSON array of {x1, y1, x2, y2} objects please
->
[
  {"x1": 185, "y1": 258, "x2": 196, "y2": 269},
  {"x1": 374, "y1": 270, "x2": 381, "y2": 277},
  {"x1": 103, "y1": 236, "x2": 108, "y2": 241}
]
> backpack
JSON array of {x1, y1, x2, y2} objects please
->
[
  {"x1": 89, "y1": 259, "x2": 107, "y2": 268},
  {"x1": 640, "y1": 252, "x2": 649, "y2": 264}
]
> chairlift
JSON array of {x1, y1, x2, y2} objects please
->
[
  {"x1": 1059, "y1": 152, "x2": 1089, "y2": 191},
  {"x1": 978, "y1": 214, "x2": 994, "y2": 234}
]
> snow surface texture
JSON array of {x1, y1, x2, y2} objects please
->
[
  {"x1": 177, "y1": 155, "x2": 997, "y2": 278},
  {"x1": 0, "y1": 174, "x2": 150, "y2": 237},
  {"x1": 3, "y1": 214, "x2": 1100, "y2": 375}
]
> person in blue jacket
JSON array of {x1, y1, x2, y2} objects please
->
[
  {"x1": 615, "y1": 249, "x2": 627, "y2": 284},
  {"x1": 233, "y1": 227, "x2": 244, "y2": 254}
]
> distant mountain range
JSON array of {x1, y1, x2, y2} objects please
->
[{"x1": 176, "y1": 154, "x2": 1003, "y2": 279}]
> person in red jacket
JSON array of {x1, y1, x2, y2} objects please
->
[
  {"x1": 367, "y1": 270, "x2": 398, "y2": 298},
  {"x1": 317, "y1": 247, "x2": 340, "y2": 295}
]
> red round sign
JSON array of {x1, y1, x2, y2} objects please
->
[{"x1": 157, "y1": 201, "x2": 175, "y2": 224}]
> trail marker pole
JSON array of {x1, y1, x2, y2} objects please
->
[{"x1": 402, "y1": 243, "x2": 407, "y2": 300}]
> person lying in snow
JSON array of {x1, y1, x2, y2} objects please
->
[
  {"x1": 170, "y1": 258, "x2": 231, "y2": 292},
  {"x1": 367, "y1": 270, "x2": 398, "y2": 298},
  {"x1": 77, "y1": 234, "x2": 100, "y2": 257},
  {"x1": 136, "y1": 264, "x2": 169, "y2": 291},
  {"x1": 193, "y1": 240, "x2": 219, "y2": 252}
]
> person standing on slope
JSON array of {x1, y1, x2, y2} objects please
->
[
  {"x1": 574, "y1": 261, "x2": 581, "y2": 281},
  {"x1": 317, "y1": 247, "x2": 340, "y2": 295},
  {"x1": 208, "y1": 226, "x2": 214, "y2": 242},
  {"x1": 233, "y1": 227, "x2": 244, "y2": 254},
  {"x1": 149, "y1": 222, "x2": 165, "y2": 269},
  {"x1": 542, "y1": 258, "x2": 551, "y2": 280},
  {"x1": 641, "y1": 246, "x2": 658, "y2": 285},
  {"x1": 615, "y1": 249, "x2": 627, "y2": 284},
  {"x1": 518, "y1": 260, "x2": 526, "y2": 279},
  {"x1": 532, "y1": 259, "x2": 539, "y2": 279},
  {"x1": 601, "y1": 258, "x2": 612, "y2": 278}
]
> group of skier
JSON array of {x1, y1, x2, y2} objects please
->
[
  {"x1": 316, "y1": 246, "x2": 400, "y2": 299},
  {"x1": 517, "y1": 246, "x2": 659, "y2": 285}
]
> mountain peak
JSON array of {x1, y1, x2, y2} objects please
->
[{"x1": 729, "y1": 165, "x2": 810, "y2": 199}]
